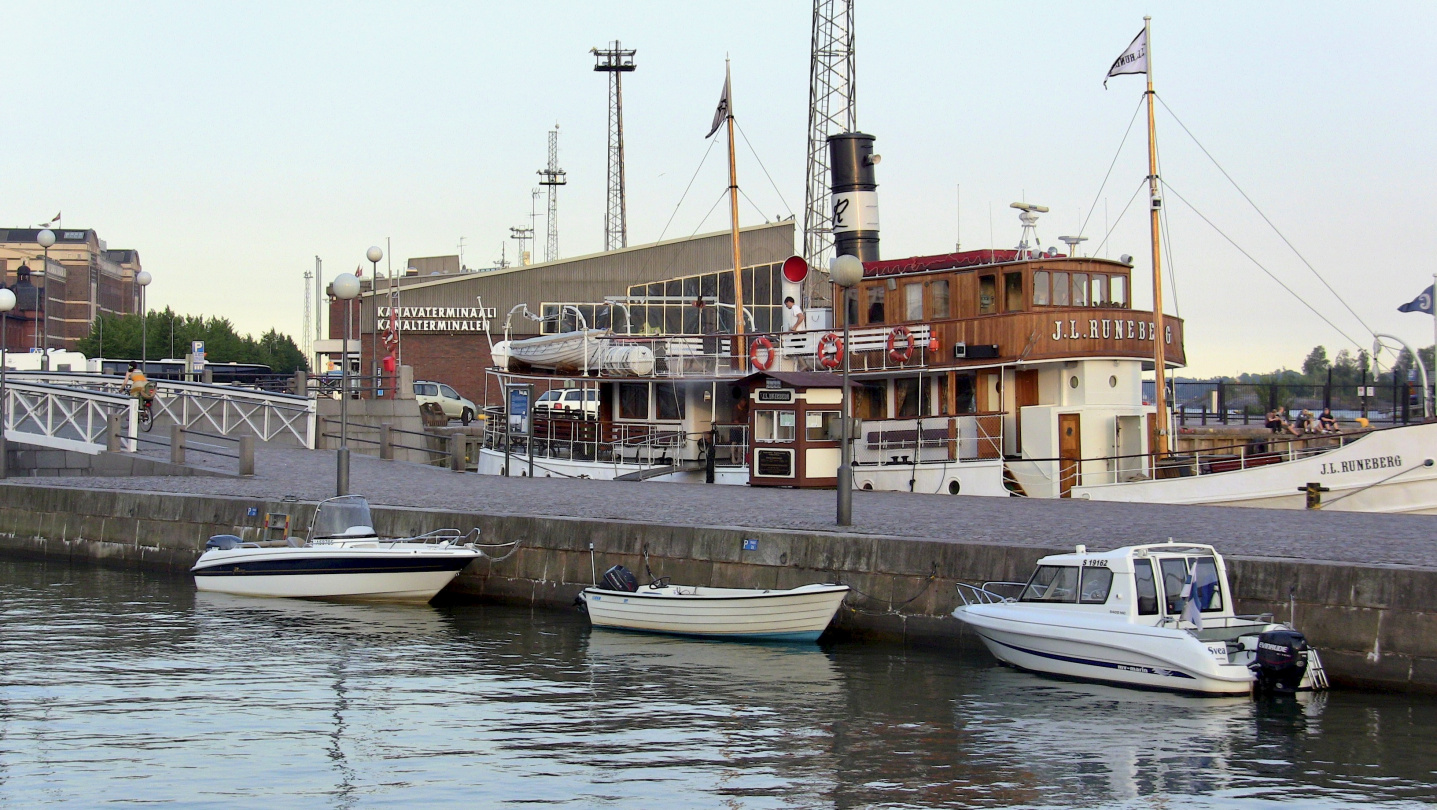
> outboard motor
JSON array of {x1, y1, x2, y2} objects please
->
[
  {"x1": 1250, "y1": 629, "x2": 1310, "y2": 693},
  {"x1": 601, "y1": 565, "x2": 639, "y2": 593}
]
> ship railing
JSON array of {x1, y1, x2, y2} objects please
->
[
  {"x1": 480, "y1": 413, "x2": 746, "y2": 470},
  {"x1": 956, "y1": 581, "x2": 1025, "y2": 605},
  {"x1": 851, "y1": 414, "x2": 1005, "y2": 466}
]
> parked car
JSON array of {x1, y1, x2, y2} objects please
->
[
  {"x1": 414, "y1": 381, "x2": 477, "y2": 425},
  {"x1": 534, "y1": 388, "x2": 598, "y2": 420}
]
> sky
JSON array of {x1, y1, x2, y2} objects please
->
[{"x1": 4, "y1": 1, "x2": 1436, "y2": 378}]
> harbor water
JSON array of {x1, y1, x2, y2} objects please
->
[{"x1": 2, "y1": 557, "x2": 1434, "y2": 808}]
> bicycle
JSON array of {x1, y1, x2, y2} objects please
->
[{"x1": 136, "y1": 382, "x2": 157, "y2": 433}]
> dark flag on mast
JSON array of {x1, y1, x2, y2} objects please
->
[
  {"x1": 1105, "y1": 28, "x2": 1148, "y2": 88},
  {"x1": 706, "y1": 70, "x2": 730, "y2": 138}
]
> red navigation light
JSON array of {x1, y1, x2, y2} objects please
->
[{"x1": 781, "y1": 255, "x2": 809, "y2": 284}]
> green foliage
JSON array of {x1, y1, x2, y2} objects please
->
[
  {"x1": 1301, "y1": 346, "x2": 1330, "y2": 378},
  {"x1": 76, "y1": 307, "x2": 309, "y2": 374}
]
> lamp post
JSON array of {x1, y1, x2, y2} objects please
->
[
  {"x1": 135, "y1": 270, "x2": 153, "y2": 373},
  {"x1": 0, "y1": 288, "x2": 16, "y2": 478},
  {"x1": 366, "y1": 246, "x2": 382, "y2": 396},
  {"x1": 332, "y1": 272, "x2": 361, "y2": 495},
  {"x1": 36, "y1": 229, "x2": 55, "y2": 370},
  {"x1": 829, "y1": 254, "x2": 864, "y2": 526}
]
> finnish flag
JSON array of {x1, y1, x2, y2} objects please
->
[
  {"x1": 1398, "y1": 285, "x2": 1434, "y2": 315},
  {"x1": 1180, "y1": 564, "x2": 1219, "y2": 630}
]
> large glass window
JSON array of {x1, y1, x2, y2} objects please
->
[
  {"x1": 1134, "y1": 559, "x2": 1159, "y2": 615},
  {"x1": 931, "y1": 279, "x2": 950, "y2": 318},
  {"x1": 655, "y1": 383, "x2": 685, "y2": 421},
  {"x1": 1004, "y1": 273, "x2": 1024, "y2": 311},
  {"x1": 1052, "y1": 272, "x2": 1070, "y2": 306},
  {"x1": 755, "y1": 409, "x2": 796, "y2": 442},
  {"x1": 1111, "y1": 276, "x2": 1128, "y2": 307},
  {"x1": 1160, "y1": 558, "x2": 1190, "y2": 614},
  {"x1": 904, "y1": 283, "x2": 923, "y2": 321},
  {"x1": 854, "y1": 382, "x2": 886, "y2": 419},
  {"x1": 1033, "y1": 271, "x2": 1050, "y2": 306},
  {"x1": 1192, "y1": 557, "x2": 1224, "y2": 612},
  {"x1": 1072, "y1": 273, "x2": 1089, "y2": 306},
  {"x1": 618, "y1": 382, "x2": 649, "y2": 420},
  {"x1": 866, "y1": 286, "x2": 886, "y2": 324},
  {"x1": 955, "y1": 373, "x2": 977, "y2": 414},
  {"x1": 806, "y1": 410, "x2": 841, "y2": 441},
  {"x1": 1080, "y1": 567, "x2": 1114, "y2": 604},
  {"x1": 978, "y1": 275, "x2": 997, "y2": 314},
  {"x1": 894, "y1": 377, "x2": 921, "y2": 418},
  {"x1": 844, "y1": 287, "x2": 859, "y2": 326},
  {"x1": 1091, "y1": 275, "x2": 1108, "y2": 307},
  {"x1": 1020, "y1": 565, "x2": 1080, "y2": 603}
]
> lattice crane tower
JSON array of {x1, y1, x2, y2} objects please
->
[
  {"x1": 538, "y1": 125, "x2": 566, "y2": 262},
  {"x1": 803, "y1": 0, "x2": 857, "y2": 275},
  {"x1": 592, "y1": 41, "x2": 636, "y2": 251}
]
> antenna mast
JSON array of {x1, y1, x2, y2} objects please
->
[
  {"x1": 538, "y1": 125, "x2": 566, "y2": 262},
  {"x1": 593, "y1": 41, "x2": 636, "y2": 251},
  {"x1": 301, "y1": 270, "x2": 313, "y2": 362},
  {"x1": 803, "y1": 0, "x2": 857, "y2": 278}
]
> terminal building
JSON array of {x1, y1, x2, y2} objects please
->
[
  {"x1": 0, "y1": 228, "x2": 144, "y2": 353},
  {"x1": 327, "y1": 221, "x2": 798, "y2": 406}
]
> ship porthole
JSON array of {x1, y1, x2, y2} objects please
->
[
  {"x1": 1109, "y1": 375, "x2": 1118, "y2": 388},
  {"x1": 1069, "y1": 376, "x2": 1079, "y2": 389},
  {"x1": 948, "y1": 480, "x2": 961, "y2": 495},
  {"x1": 862, "y1": 482, "x2": 873, "y2": 491}
]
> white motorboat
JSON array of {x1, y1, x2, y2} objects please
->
[
  {"x1": 190, "y1": 495, "x2": 483, "y2": 603},
  {"x1": 952, "y1": 542, "x2": 1328, "y2": 696},
  {"x1": 580, "y1": 566, "x2": 849, "y2": 642}
]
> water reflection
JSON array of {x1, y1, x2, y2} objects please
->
[{"x1": 1, "y1": 557, "x2": 1435, "y2": 808}]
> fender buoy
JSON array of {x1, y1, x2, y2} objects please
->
[
  {"x1": 817, "y1": 332, "x2": 844, "y2": 369},
  {"x1": 887, "y1": 325, "x2": 914, "y2": 363},
  {"x1": 749, "y1": 336, "x2": 776, "y2": 370}
]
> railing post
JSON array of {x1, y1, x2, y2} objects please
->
[
  {"x1": 380, "y1": 422, "x2": 393, "y2": 461},
  {"x1": 1218, "y1": 381, "x2": 1227, "y2": 425},
  {"x1": 107, "y1": 412, "x2": 123, "y2": 452},
  {"x1": 238, "y1": 435, "x2": 254, "y2": 476},
  {"x1": 292, "y1": 370, "x2": 306, "y2": 396},
  {"x1": 171, "y1": 424, "x2": 186, "y2": 465},
  {"x1": 449, "y1": 434, "x2": 465, "y2": 472},
  {"x1": 202, "y1": 367, "x2": 213, "y2": 385}
]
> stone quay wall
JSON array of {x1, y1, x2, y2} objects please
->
[{"x1": 0, "y1": 482, "x2": 1431, "y2": 693}]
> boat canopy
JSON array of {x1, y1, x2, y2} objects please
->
[{"x1": 310, "y1": 495, "x2": 376, "y2": 540}]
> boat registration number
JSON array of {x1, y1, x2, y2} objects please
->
[{"x1": 1082, "y1": 559, "x2": 1109, "y2": 567}]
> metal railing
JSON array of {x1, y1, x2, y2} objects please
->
[
  {"x1": 849, "y1": 414, "x2": 1004, "y2": 466},
  {"x1": 481, "y1": 411, "x2": 750, "y2": 472},
  {"x1": 318, "y1": 417, "x2": 454, "y2": 467},
  {"x1": 168, "y1": 425, "x2": 255, "y2": 476},
  {"x1": 1167, "y1": 379, "x2": 1432, "y2": 427},
  {"x1": 9, "y1": 371, "x2": 316, "y2": 448},
  {"x1": 3, "y1": 380, "x2": 137, "y2": 454}
]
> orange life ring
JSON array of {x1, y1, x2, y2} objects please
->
[
  {"x1": 816, "y1": 332, "x2": 844, "y2": 369},
  {"x1": 887, "y1": 325, "x2": 914, "y2": 363},
  {"x1": 749, "y1": 336, "x2": 776, "y2": 370}
]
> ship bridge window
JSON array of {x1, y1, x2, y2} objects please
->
[
  {"x1": 1072, "y1": 273, "x2": 1088, "y2": 306},
  {"x1": 866, "y1": 286, "x2": 886, "y2": 324},
  {"x1": 1004, "y1": 272, "x2": 1024, "y2": 311},
  {"x1": 1091, "y1": 275, "x2": 1108, "y2": 307},
  {"x1": 930, "y1": 279, "x2": 950, "y2": 318},
  {"x1": 655, "y1": 383, "x2": 685, "y2": 421},
  {"x1": 618, "y1": 382, "x2": 649, "y2": 420},
  {"x1": 1111, "y1": 275, "x2": 1128, "y2": 307},
  {"x1": 1080, "y1": 567, "x2": 1114, "y2": 604},
  {"x1": 1020, "y1": 565, "x2": 1079, "y2": 603},
  {"x1": 904, "y1": 283, "x2": 923, "y2": 321},
  {"x1": 1052, "y1": 272, "x2": 1070, "y2": 306},
  {"x1": 895, "y1": 377, "x2": 922, "y2": 418},
  {"x1": 1033, "y1": 271, "x2": 1050, "y2": 306},
  {"x1": 979, "y1": 274, "x2": 996, "y2": 314}
]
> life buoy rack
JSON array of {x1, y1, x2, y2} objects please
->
[
  {"x1": 887, "y1": 325, "x2": 914, "y2": 363},
  {"x1": 816, "y1": 332, "x2": 844, "y2": 369},
  {"x1": 749, "y1": 336, "x2": 776, "y2": 370}
]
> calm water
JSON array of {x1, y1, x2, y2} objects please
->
[{"x1": 2, "y1": 558, "x2": 1435, "y2": 808}]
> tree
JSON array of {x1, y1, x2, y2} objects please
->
[
  {"x1": 76, "y1": 308, "x2": 309, "y2": 373},
  {"x1": 1301, "y1": 345, "x2": 1330, "y2": 379}
]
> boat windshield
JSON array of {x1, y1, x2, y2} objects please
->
[
  {"x1": 310, "y1": 496, "x2": 376, "y2": 540},
  {"x1": 1019, "y1": 565, "x2": 1080, "y2": 603}
]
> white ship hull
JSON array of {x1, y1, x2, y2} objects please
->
[
  {"x1": 1072, "y1": 422, "x2": 1437, "y2": 513},
  {"x1": 581, "y1": 583, "x2": 849, "y2": 641}
]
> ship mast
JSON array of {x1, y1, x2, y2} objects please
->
[
  {"x1": 1144, "y1": 15, "x2": 1170, "y2": 458},
  {"x1": 725, "y1": 59, "x2": 746, "y2": 344}
]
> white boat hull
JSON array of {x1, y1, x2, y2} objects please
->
[
  {"x1": 582, "y1": 583, "x2": 849, "y2": 641},
  {"x1": 954, "y1": 605, "x2": 1257, "y2": 695},
  {"x1": 191, "y1": 546, "x2": 479, "y2": 602},
  {"x1": 1072, "y1": 423, "x2": 1437, "y2": 513}
]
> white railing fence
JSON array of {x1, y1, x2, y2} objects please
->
[{"x1": 3, "y1": 381, "x2": 137, "y2": 454}]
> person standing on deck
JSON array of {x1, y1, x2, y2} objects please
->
[{"x1": 783, "y1": 297, "x2": 806, "y2": 332}]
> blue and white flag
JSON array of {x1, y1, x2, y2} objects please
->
[
  {"x1": 1179, "y1": 563, "x2": 1219, "y2": 630},
  {"x1": 1398, "y1": 284, "x2": 1434, "y2": 314}
]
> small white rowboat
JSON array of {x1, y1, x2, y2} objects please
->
[{"x1": 580, "y1": 582, "x2": 850, "y2": 642}]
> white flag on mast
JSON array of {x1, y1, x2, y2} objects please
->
[
  {"x1": 1105, "y1": 28, "x2": 1148, "y2": 88},
  {"x1": 706, "y1": 69, "x2": 730, "y2": 138}
]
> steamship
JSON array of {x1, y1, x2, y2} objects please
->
[{"x1": 475, "y1": 131, "x2": 1437, "y2": 512}]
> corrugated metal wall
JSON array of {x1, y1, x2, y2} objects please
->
[{"x1": 360, "y1": 221, "x2": 795, "y2": 331}]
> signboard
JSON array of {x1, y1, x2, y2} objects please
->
[
  {"x1": 1359, "y1": 386, "x2": 1376, "y2": 397},
  {"x1": 507, "y1": 386, "x2": 530, "y2": 434},
  {"x1": 191, "y1": 340, "x2": 206, "y2": 371},
  {"x1": 758, "y1": 389, "x2": 795, "y2": 403},
  {"x1": 755, "y1": 449, "x2": 794, "y2": 478},
  {"x1": 378, "y1": 306, "x2": 496, "y2": 333}
]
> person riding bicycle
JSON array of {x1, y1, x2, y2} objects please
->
[{"x1": 124, "y1": 362, "x2": 151, "y2": 400}]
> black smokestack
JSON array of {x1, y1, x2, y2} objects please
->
[{"x1": 828, "y1": 132, "x2": 879, "y2": 262}]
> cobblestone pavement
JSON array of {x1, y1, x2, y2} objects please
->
[{"x1": 12, "y1": 447, "x2": 1437, "y2": 568}]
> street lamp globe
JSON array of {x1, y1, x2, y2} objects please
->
[
  {"x1": 135, "y1": 270, "x2": 152, "y2": 288},
  {"x1": 829, "y1": 254, "x2": 864, "y2": 288},
  {"x1": 36, "y1": 229, "x2": 56, "y2": 249},
  {"x1": 332, "y1": 272, "x2": 361, "y2": 300},
  {"x1": 0, "y1": 289, "x2": 15, "y2": 313},
  {"x1": 366, "y1": 246, "x2": 383, "y2": 265}
]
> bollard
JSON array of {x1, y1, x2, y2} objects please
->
[
  {"x1": 202, "y1": 367, "x2": 213, "y2": 385},
  {"x1": 1298, "y1": 482, "x2": 1331, "y2": 509},
  {"x1": 292, "y1": 370, "x2": 307, "y2": 396},
  {"x1": 107, "y1": 412, "x2": 123, "y2": 453},
  {"x1": 170, "y1": 424, "x2": 186, "y2": 464},
  {"x1": 450, "y1": 435, "x2": 465, "y2": 472},
  {"x1": 380, "y1": 423, "x2": 393, "y2": 461},
  {"x1": 238, "y1": 435, "x2": 254, "y2": 476}
]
